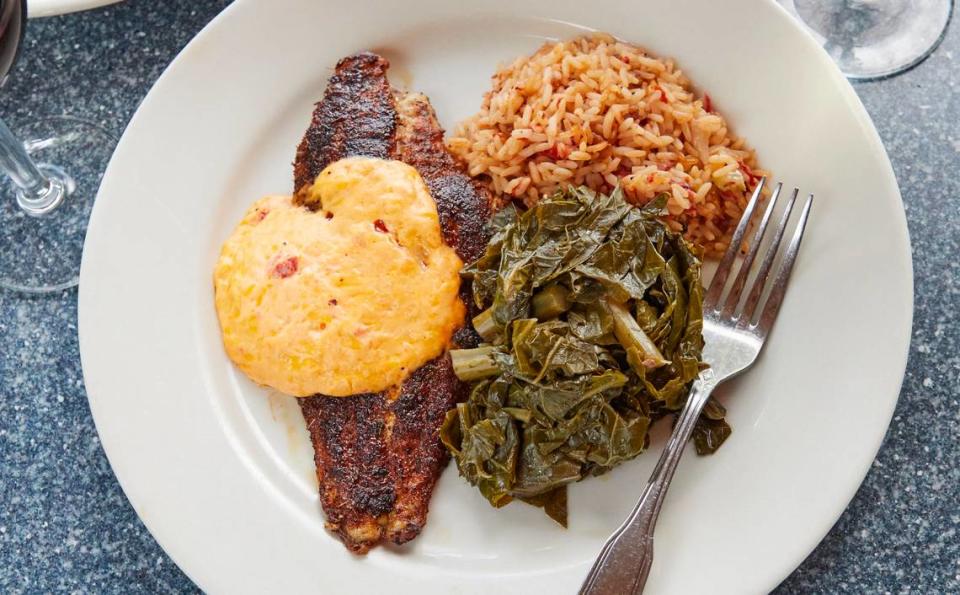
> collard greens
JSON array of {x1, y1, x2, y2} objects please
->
[{"x1": 440, "y1": 187, "x2": 731, "y2": 526}]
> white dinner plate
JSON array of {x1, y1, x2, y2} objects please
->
[
  {"x1": 78, "y1": 0, "x2": 912, "y2": 593},
  {"x1": 27, "y1": 0, "x2": 121, "y2": 18}
]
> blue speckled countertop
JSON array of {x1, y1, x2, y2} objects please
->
[{"x1": 0, "y1": 1, "x2": 957, "y2": 592}]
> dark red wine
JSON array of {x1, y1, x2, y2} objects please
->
[{"x1": 0, "y1": 0, "x2": 26, "y2": 82}]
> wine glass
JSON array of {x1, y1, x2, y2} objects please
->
[
  {"x1": 780, "y1": 0, "x2": 954, "y2": 80},
  {"x1": 0, "y1": 0, "x2": 116, "y2": 292}
]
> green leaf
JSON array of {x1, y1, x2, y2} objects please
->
[
  {"x1": 693, "y1": 417, "x2": 732, "y2": 455},
  {"x1": 520, "y1": 487, "x2": 568, "y2": 527}
]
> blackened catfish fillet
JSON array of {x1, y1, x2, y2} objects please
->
[{"x1": 294, "y1": 52, "x2": 491, "y2": 554}]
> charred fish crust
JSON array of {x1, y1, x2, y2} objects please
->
[
  {"x1": 380, "y1": 355, "x2": 462, "y2": 540},
  {"x1": 452, "y1": 325, "x2": 483, "y2": 350},
  {"x1": 388, "y1": 522, "x2": 424, "y2": 545},
  {"x1": 392, "y1": 92, "x2": 493, "y2": 263},
  {"x1": 389, "y1": 358, "x2": 456, "y2": 418},
  {"x1": 295, "y1": 52, "x2": 493, "y2": 554},
  {"x1": 354, "y1": 483, "x2": 396, "y2": 516},
  {"x1": 300, "y1": 392, "x2": 396, "y2": 514},
  {"x1": 293, "y1": 52, "x2": 398, "y2": 199},
  {"x1": 425, "y1": 175, "x2": 492, "y2": 262}
]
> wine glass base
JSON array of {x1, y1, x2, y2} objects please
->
[
  {"x1": 15, "y1": 163, "x2": 74, "y2": 216},
  {"x1": 784, "y1": 0, "x2": 953, "y2": 80},
  {"x1": 0, "y1": 116, "x2": 116, "y2": 293}
]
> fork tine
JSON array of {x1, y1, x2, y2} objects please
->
[
  {"x1": 704, "y1": 178, "x2": 765, "y2": 311},
  {"x1": 737, "y1": 187, "x2": 799, "y2": 324},
  {"x1": 751, "y1": 193, "x2": 813, "y2": 336},
  {"x1": 719, "y1": 182, "x2": 783, "y2": 319}
]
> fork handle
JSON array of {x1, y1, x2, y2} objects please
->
[{"x1": 579, "y1": 369, "x2": 718, "y2": 595}]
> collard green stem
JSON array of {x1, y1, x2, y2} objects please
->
[
  {"x1": 607, "y1": 300, "x2": 669, "y2": 369},
  {"x1": 450, "y1": 346, "x2": 500, "y2": 381},
  {"x1": 471, "y1": 307, "x2": 501, "y2": 342}
]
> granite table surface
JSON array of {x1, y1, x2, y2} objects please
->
[{"x1": 0, "y1": 1, "x2": 957, "y2": 593}]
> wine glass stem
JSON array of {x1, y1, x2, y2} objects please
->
[{"x1": 0, "y1": 115, "x2": 66, "y2": 215}]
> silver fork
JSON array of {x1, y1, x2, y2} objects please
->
[{"x1": 579, "y1": 179, "x2": 814, "y2": 595}]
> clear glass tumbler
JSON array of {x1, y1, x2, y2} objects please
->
[{"x1": 781, "y1": 0, "x2": 953, "y2": 79}]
